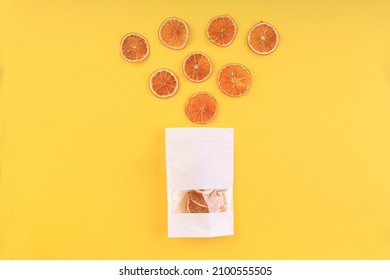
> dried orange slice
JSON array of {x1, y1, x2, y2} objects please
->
[
  {"x1": 185, "y1": 92, "x2": 217, "y2": 124},
  {"x1": 218, "y1": 63, "x2": 251, "y2": 97},
  {"x1": 206, "y1": 15, "x2": 237, "y2": 47},
  {"x1": 158, "y1": 17, "x2": 189, "y2": 50},
  {"x1": 248, "y1": 21, "x2": 279, "y2": 55},
  {"x1": 120, "y1": 33, "x2": 149, "y2": 62},
  {"x1": 182, "y1": 52, "x2": 212, "y2": 82},
  {"x1": 185, "y1": 190, "x2": 227, "y2": 213},
  {"x1": 188, "y1": 190, "x2": 208, "y2": 208},
  {"x1": 185, "y1": 197, "x2": 209, "y2": 213},
  {"x1": 188, "y1": 190, "x2": 219, "y2": 208},
  {"x1": 149, "y1": 68, "x2": 179, "y2": 98}
]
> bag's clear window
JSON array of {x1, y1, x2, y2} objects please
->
[{"x1": 171, "y1": 189, "x2": 229, "y2": 213}]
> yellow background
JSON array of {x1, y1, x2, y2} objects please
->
[{"x1": 1, "y1": 0, "x2": 390, "y2": 259}]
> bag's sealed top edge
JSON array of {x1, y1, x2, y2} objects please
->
[
  {"x1": 166, "y1": 127, "x2": 233, "y2": 130},
  {"x1": 165, "y1": 128, "x2": 234, "y2": 141}
]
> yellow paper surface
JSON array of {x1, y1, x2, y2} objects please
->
[{"x1": 1, "y1": 0, "x2": 390, "y2": 259}]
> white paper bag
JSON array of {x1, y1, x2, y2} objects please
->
[{"x1": 165, "y1": 128, "x2": 234, "y2": 238}]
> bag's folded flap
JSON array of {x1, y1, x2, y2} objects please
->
[{"x1": 165, "y1": 128, "x2": 234, "y2": 189}]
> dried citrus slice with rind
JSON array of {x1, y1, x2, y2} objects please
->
[
  {"x1": 185, "y1": 197, "x2": 209, "y2": 213},
  {"x1": 185, "y1": 92, "x2": 217, "y2": 124},
  {"x1": 186, "y1": 189, "x2": 227, "y2": 213},
  {"x1": 188, "y1": 190, "x2": 209, "y2": 208},
  {"x1": 188, "y1": 190, "x2": 219, "y2": 208},
  {"x1": 149, "y1": 68, "x2": 179, "y2": 98},
  {"x1": 248, "y1": 21, "x2": 279, "y2": 55},
  {"x1": 158, "y1": 17, "x2": 189, "y2": 50},
  {"x1": 120, "y1": 33, "x2": 150, "y2": 62},
  {"x1": 206, "y1": 15, "x2": 237, "y2": 47},
  {"x1": 182, "y1": 52, "x2": 212, "y2": 82},
  {"x1": 218, "y1": 63, "x2": 251, "y2": 97}
]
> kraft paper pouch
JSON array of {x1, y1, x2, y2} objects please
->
[{"x1": 165, "y1": 128, "x2": 234, "y2": 238}]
